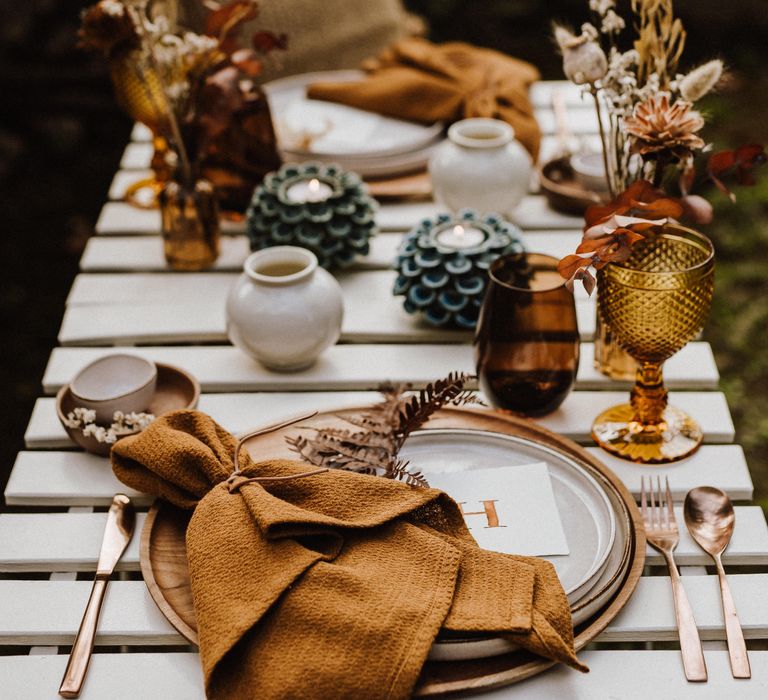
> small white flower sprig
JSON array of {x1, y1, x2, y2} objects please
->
[{"x1": 63, "y1": 408, "x2": 156, "y2": 444}]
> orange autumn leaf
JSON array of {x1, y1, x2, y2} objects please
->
[{"x1": 557, "y1": 254, "x2": 591, "y2": 280}]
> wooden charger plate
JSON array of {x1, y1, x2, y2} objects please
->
[{"x1": 141, "y1": 406, "x2": 645, "y2": 696}]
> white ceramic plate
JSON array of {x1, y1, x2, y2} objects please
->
[
  {"x1": 395, "y1": 429, "x2": 630, "y2": 662},
  {"x1": 279, "y1": 140, "x2": 441, "y2": 178},
  {"x1": 263, "y1": 70, "x2": 444, "y2": 159},
  {"x1": 399, "y1": 429, "x2": 616, "y2": 600},
  {"x1": 429, "y1": 462, "x2": 633, "y2": 661}
]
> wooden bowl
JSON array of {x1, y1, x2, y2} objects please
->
[
  {"x1": 57, "y1": 362, "x2": 200, "y2": 457},
  {"x1": 539, "y1": 156, "x2": 608, "y2": 215}
]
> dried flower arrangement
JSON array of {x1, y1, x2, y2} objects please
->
[
  {"x1": 554, "y1": 0, "x2": 766, "y2": 292},
  {"x1": 79, "y1": 0, "x2": 285, "y2": 211},
  {"x1": 287, "y1": 372, "x2": 482, "y2": 487},
  {"x1": 63, "y1": 408, "x2": 155, "y2": 444}
]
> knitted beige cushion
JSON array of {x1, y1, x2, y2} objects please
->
[{"x1": 180, "y1": 0, "x2": 418, "y2": 79}]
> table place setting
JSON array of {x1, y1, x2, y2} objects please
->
[{"x1": 3, "y1": 0, "x2": 768, "y2": 698}]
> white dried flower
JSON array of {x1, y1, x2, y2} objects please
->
[
  {"x1": 589, "y1": 0, "x2": 615, "y2": 15},
  {"x1": 64, "y1": 406, "x2": 155, "y2": 444},
  {"x1": 601, "y1": 10, "x2": 625, "y2": 34},
  {"x1": 680, "y1": 60, "x2": 724, "y2": 102},
  {"x1": 182, "y1": 32, "x2": 218, "y2": 53},
  {"x1": 100, "y1": 0, "x2": 126, "y2": 17}
]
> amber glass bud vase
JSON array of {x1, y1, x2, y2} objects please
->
[
  {"x1": 475, "y1": 253, "x2": 580, "y2": 417},
  {"x1": 159, "y1": 170, "x2": 221, "y2": 271}
]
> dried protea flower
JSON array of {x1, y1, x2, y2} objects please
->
[
  {"x1": 554, "y1": 24, "x2": 608, "y2": 85},
  {"x1": 679, "y1": 59, "x2": 724, "y2": 102},
  {"x1": 624, "y1": 94, "x2": 705, "y2": 159}
]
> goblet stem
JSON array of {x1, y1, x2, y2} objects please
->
[{"x1": 630, "y1": 362, "x2": 668, "y2": 426}]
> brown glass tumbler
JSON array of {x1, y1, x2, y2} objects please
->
[{"x1": 475, "y1": 253, "x2": 580, "y2": 417}]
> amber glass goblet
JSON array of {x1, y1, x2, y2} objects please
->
[
  {"x1": 475, "y1": 253, "x2": 580, "y2": 417},
  {"x1": 592, "y1": 225, "x2": 715, "y2": 463},
  {"x1": 109, "y1": 51, "x2": 173, "y2": 207}
]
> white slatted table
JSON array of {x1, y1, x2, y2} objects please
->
[{"x1": 3, "y1": 80, "x2": 767, "y2": 699}]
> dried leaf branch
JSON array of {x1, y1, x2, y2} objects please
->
[{"x1": 286, "y1": 372, "x2": 481, "y2": 487}]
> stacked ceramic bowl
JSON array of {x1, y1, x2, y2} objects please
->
[{"x1": 263, "y1": 70, "x2": 444, "y2": 178}]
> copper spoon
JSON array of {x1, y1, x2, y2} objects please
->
[
  {"x1": 684, "y1": 487, "x2": 751, "y2": 678},
  {"x1": 59, "y1": 495, "x2": 135, "y2": 697}
]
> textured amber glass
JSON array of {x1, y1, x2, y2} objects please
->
[
  {"x1": 592, "y1": 225, "x2": 715, "y2": 463},
  {"x1": 109, "y1": 51, "x2": 172, "y2": 205},
  {"x1": 593, "y1": 311, "x2": 637, "y2": 380},
  {"x1": 475, "y1": 253, "x2": 580, "y2": 417},
  {"x1": 159, "y1": 175, "x2": 220, "y2": 271}
]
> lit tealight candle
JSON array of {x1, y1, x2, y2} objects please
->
[
  {"x1": 435, "y1": 224, "x2": 486, "y2": 250},
  {"x1": 285, "y1": 177, "x2": 333, "y2": 203}
]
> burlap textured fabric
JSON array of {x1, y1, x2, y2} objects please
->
[
  {"x1": 112, "y1": 410, "x2": 586, "y2": 699},
  {"x1": 179, "y1": 0, "x2": 418, "y2": 81},
  {"x1": 307, "y1": 38, "x2": 542, "y2": 159}
]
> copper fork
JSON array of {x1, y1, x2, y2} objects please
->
[{"x1": 641, "y1": 476, "x2": 708, "y2": 682}]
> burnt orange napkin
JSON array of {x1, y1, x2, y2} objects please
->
[
  {"x1": 307, "y1": 37, "x2": 542, "y2": 159},
  {"x1": 112, "y1": 410, "x2": 585, "y2": 700}
]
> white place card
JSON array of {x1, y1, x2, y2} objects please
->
[{"x1": 424, "y1": 463, "x2": 570, "y2": 557}]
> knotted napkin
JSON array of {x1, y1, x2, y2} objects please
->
[
  {"x1": 112, "y1": 410, "x2": 585, "y2": 699},
  {"x1": 307, "y1": 37, "x2": 542, "y2": 159}
]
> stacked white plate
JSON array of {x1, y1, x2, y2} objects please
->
[
  {"x1": 396, "y1": 428, "x2": 633, "y2": 661},
  {"x1": 262, "y1": 70, "x2": 445, "y2": 177}
]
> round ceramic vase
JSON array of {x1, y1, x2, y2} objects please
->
[
  {"x1": 429, "y1": 118, "x2": 533, "y2": 216},
  {"x1": 226, "y1": 246, "x2": 343, "y2": 371}
]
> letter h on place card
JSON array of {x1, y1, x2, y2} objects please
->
[
  {"x1": 458, "y1": 501, "x2": 507, "y2": 528},
  {"x1": 424, "y1": 463, "x2": 570, "y2": 557}
]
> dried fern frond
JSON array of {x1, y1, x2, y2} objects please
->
[
  {"x1": 394, "y1": 372, "x2": 477, "y2": 449},
  {"x1": 285, "y1": 372, "x2": 480, "y2": 488},
  {"x1": 286, "y1": 435, "x2": 387, "y2": 474},
  {"x1": 387, "y1": 458, "x2": 429, "y2": 488}
]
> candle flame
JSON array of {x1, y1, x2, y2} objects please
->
[
  {"x1": 309, "y1": 178, "x2": 321, "y2": 192},
  {"x1": 453, "y1": 225, "x2": 465, "y2": 238}
]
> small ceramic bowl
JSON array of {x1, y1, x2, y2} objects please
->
[
  {"x1": 570, "y1": 151, "x2": 610, "y2": 193},
  {"x1": 70, "y1": 354, "x2": 158, "y2": 425},
  {"x1": 58, "y1": 362, "x2": 200, "y2": 456}
]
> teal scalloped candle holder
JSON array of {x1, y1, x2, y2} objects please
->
[
  {"x1": 246, "y1": 162, "x2": 378, "y2": 269},
  {"x1": 393, "y1": 210, "x2": 525, "y2": 329}
]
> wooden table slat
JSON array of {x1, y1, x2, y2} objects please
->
[
  {"x1": 1, "y1": 574, "x2": 767, "y2": 645},
  {"x1": 95, "y1": 195, "x2": 585, "y2": 236},
  {"x1": 59, "y1": 269, "x2": 596, "y2": 347},
  {"x1": 41, "y1": 342, "x2": 719, "y2": 395},
  {"x1": 5, "y1": 444, "x2": 752, "y2": 509},
  {"x1": 23, "y1": 390, "x2": 735, "y2": 451},
  {"x1": 2, "y1": 505, "x2": 766, "y2": 573},
  {"x1": 7, "y1": 649, "x2": 768, "y2": 700},
  {"x1": 6, "y1": 445, "x2": 751, "y2": 508},
  {"x1": 80, "y1": 230, "x2": 587, "y2": 272}
]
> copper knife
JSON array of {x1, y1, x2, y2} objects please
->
[{"x1": 59, "y1": 494, "x2": 135, "y2": 698}]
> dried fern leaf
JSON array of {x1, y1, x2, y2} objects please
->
[
  {"x1": 285, "y1": 371, "x2": 479, "y2": 488},
  {"x1": 396, "y1": 372, "x2": 473, "y2": 442},
  {"x1": 387, "y1": 458, "x2": 429, "y2": 487}
]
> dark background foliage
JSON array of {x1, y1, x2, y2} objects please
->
[{"x1": 0, "y1": 1, "x2": 766, "y2": 507}]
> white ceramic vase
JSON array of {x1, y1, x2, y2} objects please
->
[
  {"x1": 226, "y1": 246, "x2": 344, "y2": 371},
  {"x1": 429, "y1": 118, "x2": 532, "y2": 216}
]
